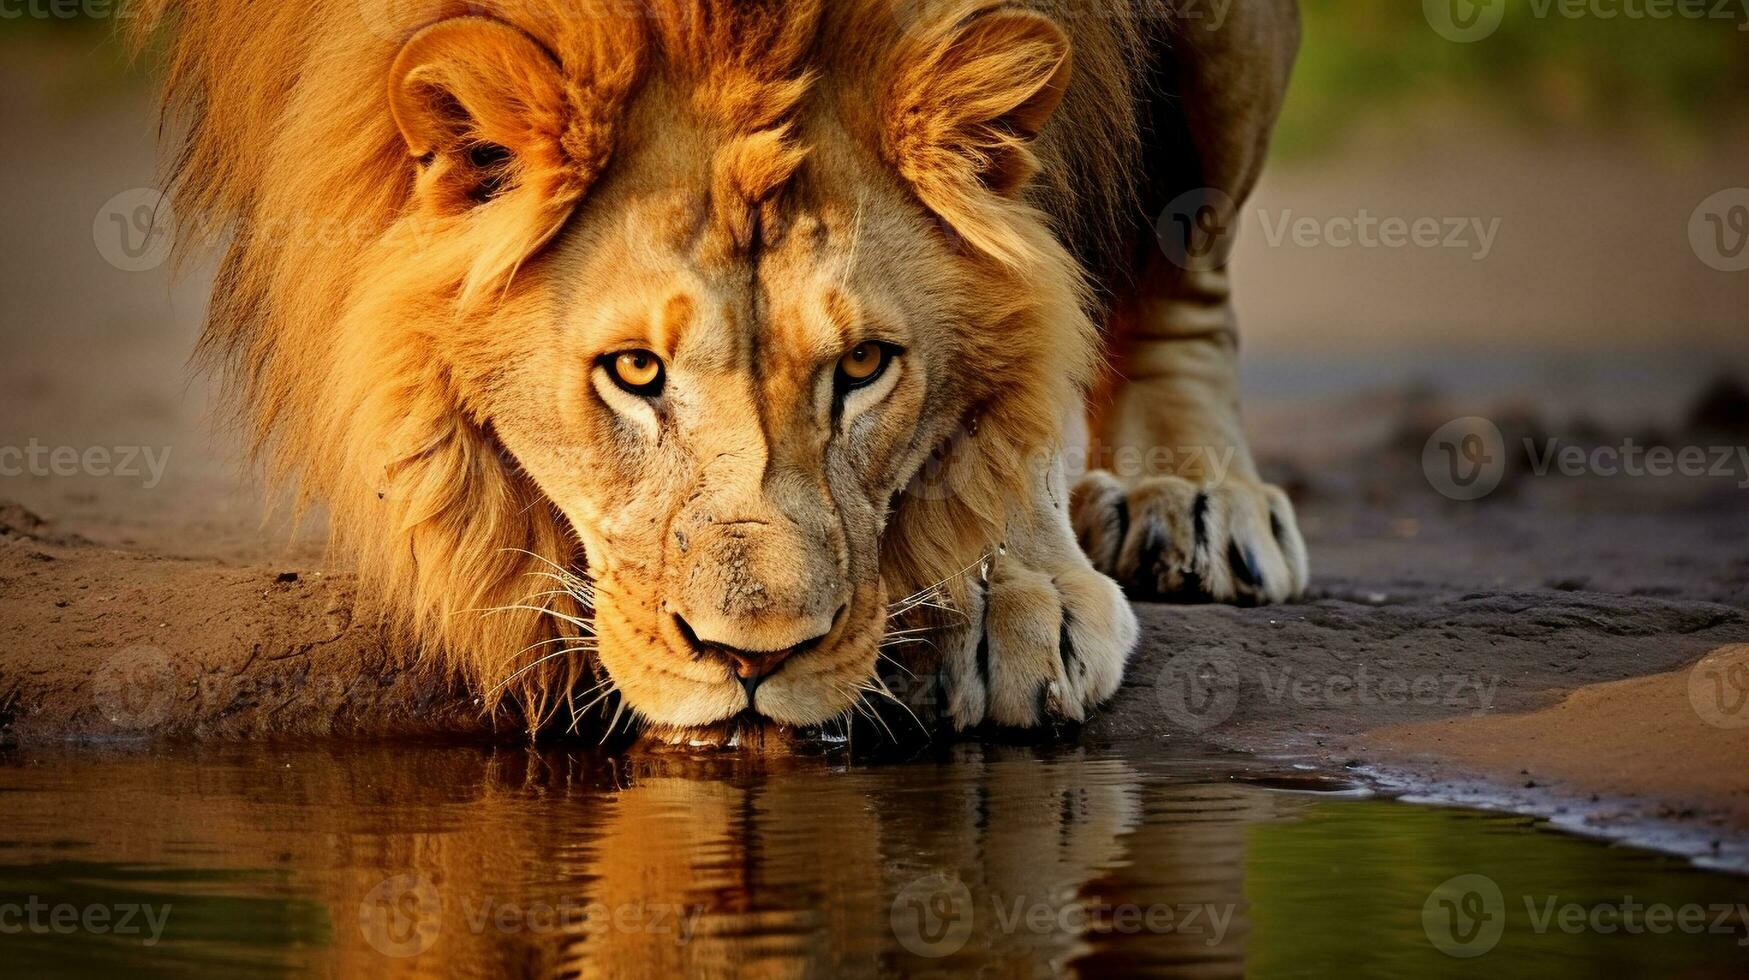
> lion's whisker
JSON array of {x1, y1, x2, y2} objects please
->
[
  {"x1": 827, "y1": 683, "x2": 863, "y2": 739},
  {"x1": 501, "y1": 547, "x2": 586, "y2": 582},
  {"x1": 858, "y1": 676, "x2": 926, "y2": 737},
  {"x1": 846, "y1": 688, "x2": 893, "y2": 743},
  {"x1": 488, "y1": 644, "x2": 597, "y2": 698},
  {"x1": 885, "y1": 551, "x2": 995, "y2": 620},
  {"x1": 509, "y1": 566, "x2": 592, "y2": 600},
  {"x1": 887, "y1": 599, "x2": 959, "y2": 621},
  {"x1": 523, "y1": 568, "x2": 592, "y2": 590},
  {"x1": 569, "y1": 683, "x2": 619, "y2": 733},
  {"x1": 881, "y1": 626, "x2": 937, "y2": 640},
  {"x1": 504, "y1": 633, "x2": 595, "y2": 664},
  {"x1": 514, "y1": 588, "x2": 594, "y2": 609},
  {"x1": 466, "y1": 603, "x2": 597, "y2": 633},
  {"x1": 600, "y1": 698, "x2": 630, "y2": 745},
  {"x1": 875, "y1": 648, "x2": 916, "y2": 679}
]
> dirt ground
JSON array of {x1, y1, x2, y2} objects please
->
[{"x1": 3, "y1": 39, "x2": 1748, "y2": 868}]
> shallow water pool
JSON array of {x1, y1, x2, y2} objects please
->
[{"x1": 1, "y1": 741, "x2": 1744, "y2": 977}]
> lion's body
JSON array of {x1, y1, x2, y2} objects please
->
[{"x1": 135, "y1": 0, "x2": 1305, "y2": 738}]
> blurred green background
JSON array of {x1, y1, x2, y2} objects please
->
[
  {"x1": 1284, "y1": 0, "x2": 1749, "y2": 156},
  {"x1": 5, "y1": 0, "x2": 1747, "y2": 157}
]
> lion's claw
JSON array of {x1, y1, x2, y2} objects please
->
[{"x1": 1071, "y1": 470, "x2": 1308, "y2": 606}]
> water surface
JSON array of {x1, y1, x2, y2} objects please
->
[{"x1": 1, "y1": 741, "x2": 1745, "y2": 977}]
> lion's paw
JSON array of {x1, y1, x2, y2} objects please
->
[
  {"x1": 942, "y1": 556, "x2": 1138, "y2": 730},
  {"x1": 1071, "y1": 470, "x2": 1308, "y2": 606}
]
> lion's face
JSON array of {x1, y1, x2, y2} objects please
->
[
  {"x1": 479, "y1": 157, "x2": 967, "y2": 729},
  {"x1": 329, "y1": 3, "x2": 1088, "y2": 734}
]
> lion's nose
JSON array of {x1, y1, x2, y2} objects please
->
[{"x1": 672, "y1": 611, "x2": 837, "y2": 697}]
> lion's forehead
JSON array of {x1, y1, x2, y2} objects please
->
[{"x1": 580, "y1": 193, "x2": 877, "y2": 371}]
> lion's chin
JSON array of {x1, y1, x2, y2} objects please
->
[{"x1": 638, "y1": 716, "x2": 809, "y2": 753}]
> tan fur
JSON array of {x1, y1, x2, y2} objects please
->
[{"x1": 131, "y1": 0, "x2": 1158, "y2": 735}]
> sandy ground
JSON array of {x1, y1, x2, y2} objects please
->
[
  {"x1": 1362, "y1": 644, "x2": 1749, "y2": 865},
  {"x1": 3, "y1": 39, "x2": 1749, "y2": 867}
]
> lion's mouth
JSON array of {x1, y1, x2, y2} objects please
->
[
  {"x1": 584, "y1": 577, "x2": 896, "y2": 737},
  {"x1": 639, "y1": 712, "x2": 821, "y2": 753}
]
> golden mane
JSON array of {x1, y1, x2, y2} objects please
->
[{"x1": 129, "y1": 0, "x2": 1149, "y2": 731}]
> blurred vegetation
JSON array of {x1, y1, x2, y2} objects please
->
[
  {"x1": 4, "y1": 0, "x2": 1748, "y2": 157},
  {"x1": 1282, "y1": 0, "x2": 1749, "y2": 156}
]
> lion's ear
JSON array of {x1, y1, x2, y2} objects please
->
[
  {"x1": 885, "y1": 8, "x2": 1072, "y2": 210},
  {"x1": 390, "y1": 17, "x2": 578, "y2": 216}
]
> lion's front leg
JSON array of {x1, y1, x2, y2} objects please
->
[
  {"x1": 1075, "y1": 265, "x2": 1310, "y2": 606},
  {"x1": 939, "y1": 459, "x2": 1139, "y2": 731}
]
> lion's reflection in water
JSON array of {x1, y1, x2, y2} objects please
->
[{"x1": 2, "y1": 742, "x2": 1310, "y2": 977}]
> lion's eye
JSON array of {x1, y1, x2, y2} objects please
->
[
  {"x1": 836, "y1": 342, "x2": 894, "y2": 392},
  {"x1": 466, "y1": 141, "x2": 511, "y2": 170},
  {"x1": 605, "y1": 350, "x2": 665, "y2": 396}
]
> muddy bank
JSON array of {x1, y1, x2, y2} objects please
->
[
  {"x1": 1083, "y1": 596, "x2": 1749, "y2": 868},
  {"x1": 9, "y1": 482, "x2": 1742, "y2": 749},
  {"x1": 4, "y1": 386, "x2": 1749, "y2": 866},
  {"x1": 0, "y1": 504, "x2": 480, "y2": 741}
]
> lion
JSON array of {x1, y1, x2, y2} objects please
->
[{"x1": 132, "y1": 0, "x2": 1305, "y2": 742}]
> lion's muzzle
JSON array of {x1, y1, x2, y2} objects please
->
[{"x1": 666, "y1": 505, "x2": 852, "y2": 695}]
